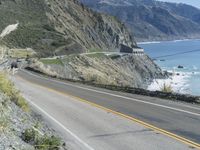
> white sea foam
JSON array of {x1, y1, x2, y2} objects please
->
[
  {"x1": 138, "y1": 39, "x2": 200, "y2": 45},
  {"x1": 192, "y1": 65, "x2": 198, "y2": 70},
  {"x1": 148, "y1": 71, "x2": 192, "y2": 94},
  {"x1": 173, "y1": 39, "x2": 200, "y2": 43},
  {"x1": 173, "y1": 39, "x2": 190, "y2": 42},
  {"x1": 138, "y1": 41, "x2": 161, "y2": 45}
]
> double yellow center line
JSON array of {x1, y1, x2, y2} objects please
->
[{"x1": 17, "y1": 75, "x2": 200, "y2": 149}]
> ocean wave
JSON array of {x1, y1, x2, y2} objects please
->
[
  {"x1": 166, "y1": 70, "x2": 200, "y2": 76},
  {"x1": 138, "y1": 39, "x2": 200, "y2": 45},
  {"x1": 138, "y1": 41, "x2": 161, "y2": 45},
  {"x1": 173, "y1": 39, "x2": 190, "y2": 42},
  {"x1": 173, "y1": 39, "x2": 200, "y2": 42},
  {"x1": 148, "y1": 70, "x2": 192, "y2": 94},
  {"x1": 192, "y1": 65, "x2": 198, "y2": 70}
]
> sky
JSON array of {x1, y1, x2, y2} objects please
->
[{"x1": 158, "y1": 0, "x2": 200, "y2": 9}]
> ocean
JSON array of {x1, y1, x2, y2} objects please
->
[{"x1": 138, "y1": 39, "x2": 200, "y2": 96}]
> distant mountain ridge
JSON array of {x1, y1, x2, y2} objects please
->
[
  {"x1": 80, "y1": 0, "x2": 200, "y2": 42},
  {"x1": 0, "y1": 0, "x2": 136, "y2": 56}
]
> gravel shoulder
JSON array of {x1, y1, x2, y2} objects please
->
[{"x1": 0, "y1": 80, "x2": 67, "y2": 150}]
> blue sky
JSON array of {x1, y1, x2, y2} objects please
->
[{"x1": 158, "y1": 0, "x2": 200, "y2": 9}]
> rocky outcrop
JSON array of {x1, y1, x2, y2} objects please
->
[
  {"x1": 0, "y1": 0, "x2": 136, "y2": 56},
  {"x1": 80, "y1": 0, "x2": 200, "y2": 42}
]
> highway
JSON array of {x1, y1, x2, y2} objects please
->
[{"x1": 13, "y1": 69, "x2": 200, "y2": 150}]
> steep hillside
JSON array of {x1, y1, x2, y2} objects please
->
[
  {"x1": 80, "y1": 0, "x2": 200, "y2": 42},
  {"x1": 28, "y1": 54, "x2": 165, "y2": 89},
  {"x1": 0, "y1": 0, "x2": 136, "y2": 56}
]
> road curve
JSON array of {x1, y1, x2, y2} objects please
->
[{"x1": 13, "y1": 69, "x2": 200, "y2": 150}]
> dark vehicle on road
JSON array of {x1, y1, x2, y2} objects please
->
[{"x1": 11, "y1": 61, "x2": 18, "y2": 69}]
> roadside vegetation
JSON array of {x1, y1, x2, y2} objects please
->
[
  {"x1": 160, "y1": 83, "x2": 173, "y2": 93},
  {"x1": 0, "y1": 71, "x2": 29, "y2": 112},
  {"x1": 40, "y1": 58, "x2": 64, "y2": 66},
  {"x1": 88, "y1": 48, "x2": 103, "y2": 53},
  {"x1": 23, "y1": 128, "x2": 62, "y2": 150},
  {"x1": 8, "y1": 48, "x2": 35, "y2": 59},
  {"x1": 85, "y1": 53, "x2": 107, "y2": 58},
  {"x1": 0, "y1": 71, "x2": 64, "y2": 149},
  {"x1": 0, "y1": 45, "x2": 35, "y2": 59},
  {"x1": 0, "y1": 96, "x2": 9, "y2": 131}
]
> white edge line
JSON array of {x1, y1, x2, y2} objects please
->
[
  {"x1": 21, "y1": 70, "x2": 200, "y2": 117},
  {"x1": 25, "y1": 97, "x2": 95, "y2": 150}
]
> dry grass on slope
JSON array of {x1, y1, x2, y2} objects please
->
[
  {"x1": 0, "y1": 72, "x2": 29, "y2": 112},
  {"x1": 160, "y1": 83, "x2": 173, "y2": 93}
]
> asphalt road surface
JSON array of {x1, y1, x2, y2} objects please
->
[{"x1": 13, "y1": 69, "x2": 200, "y2": 150}]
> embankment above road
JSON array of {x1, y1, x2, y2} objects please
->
[{"x1": 27, "y1": 53, "x2": 165, "y2": 89}]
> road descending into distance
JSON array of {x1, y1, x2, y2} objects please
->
[{"x1": 13, "y1": 69, "x2": 200, "y2": 150}]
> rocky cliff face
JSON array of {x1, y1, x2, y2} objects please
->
[
  {"x1": 80, "y1": 0, "x2": 200, "y2": 42},
  {"x1": 0, "y1": 0, "x2": 166, "y2": 88},
  {"x1": 0, "y1": 0, "x2": 136, "y2": 56},
  {"x1": 29, "y1": 54, "x2": 165, "y2": 89}
]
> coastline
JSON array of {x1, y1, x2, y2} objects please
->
[
  {"x1": 137, "y1": 38, "x2": 200, "y2": 45},
  {"x1": 148, "y1": 72, "x2": 189, "y2": 94},
  {"x1": 147, "y1": 71, "x2": 200, "y2": 94},
  {"x1": 139, "y1": 38, "x2": 200, "y2": 96}
]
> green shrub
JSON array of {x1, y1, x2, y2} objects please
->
[
  {"x1": 35, "y1": 135, "x2": 61, "y2": 150},
  {"x1": 109, "y1": 54, "x2": 121, "y2": 59},
  {"x1": 23, "y1": 128, "x2": 38, "y2": 143},
  {"x1": 23, "y1": 128, "x2": 62, "y2": 150}
]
